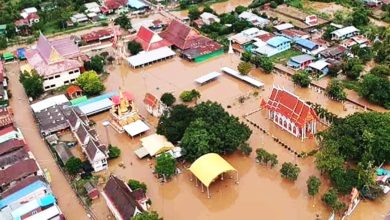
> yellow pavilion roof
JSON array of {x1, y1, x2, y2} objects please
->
[{"x1": 189, "y1": 153, "x2": 236, "y2": 187}]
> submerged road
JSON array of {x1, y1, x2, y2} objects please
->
[{"x1": 7, "y1": 63, "x2": 89, "y2": 220}]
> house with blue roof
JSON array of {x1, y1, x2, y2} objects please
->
[
  {"x1": 287, "y1": 54, "x2": 315, "y2": 70},
  {"x1": 294, "y1": 38, "x2": 326, "y2": 55},
  {"x1": 0, "y1": 179, "x2": 51, "y2": 210},
  {"x1": 253, "y1": 36, "x2": 291, "y2": 57},
  {"x1": 0, "y1": 193, "x2": 57, "y2": 220}
]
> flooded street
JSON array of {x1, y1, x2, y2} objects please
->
[
  {"x1": 88, "y1": 53, "x2": 389, "y2": 220},
  {"x1": 5, "y1": 62, "x2": 89, "y2": 220}
]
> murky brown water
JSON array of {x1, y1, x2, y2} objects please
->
[
  {"x1": 5, "y1": 62, "x2": 89, "y2": 220},
  {"x1": 89, "y1": 53, "x2": 390, "y2": 220}
]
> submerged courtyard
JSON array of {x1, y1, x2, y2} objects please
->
[{"x1": 75, "y1": 53, "x2": 389, "y2": 220}]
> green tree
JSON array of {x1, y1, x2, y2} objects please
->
[
  {"x1": 128, "y1": 40, "x2": 143, "y2": 55},
  {"x1": 0, "y1": 36, "x2": 7, "y2": 50},
  {"x1": 259, "y1": 56, "x2": 274, "y2": 73},
  {"x1": 114, "y1": 14, "x2": 132, "y2": 30},
  {"x1": 235, "y1": 6, "x2": 247, "y2": 14},
  {"x1": 179, "y1": 0, "x2": 190, "y2": 9},
  {"x1": 179, "y1": 89, "x2": 200, "y2": 102},
  {"x1": 322, "y1": 188, "x2": 346, "y2": 212},
  {"x1": 322, "y1": 26, "x2": 336, "y2": 41},
  {"x1": 108, "y1": 145, "x2": 121, "y2": 159},
  {"x1": 5, "y1": 23, "x2": 17, "y2": 38},
  {"x1": 292, "y1": 71, "x2": 311, "y2": 87},
  {"x1": 232, "y1": 20, "x2": 251, "y2": 32},
  {"x1": 280, "y1": 162, "x2": 300, "y2": 181},
  {"x1": 65, "y1": 157, "x2": 83, "y2": 175},
  {"x1": 128, "y1": 179, "x2": 147, "y2": 192},
  {"x1": 160, "y1": 93, "x2": 176, "y2": 107},
  {"x1": 202, "y1": 5, "x2": 215, "y2": 14},
  {"x1": 156, "y1": 105, "x2": 195, "y2": 144},
  {"x1": 326, "y1": 79, "x2": 346, "y2": 101},
  {"x1": 133, "y1": 211, "x2": 162, "y2": 220},
  {"x1": 155, "y1": 153, "x2": 176, "y2": 180},
  {"x1": 342, "y1": 58, "x2": 363, "y2": 80},
  {"x1": 256, "y1": 148, "x2": 278, "y2": 168},
  {"x1": 307, "y1": 176, "x2": 321, "y2": 196},
  {"x1": 19, "y1": 70, "x2": 44, "y2": 100},
  {"x1": 76, "y1": 70, "x2": 105, "y2": 96},
  {"x1": 241, "y1": 51, "x2": 252, "y2": 62},
  {"x1": 84, "y1": 55, "x2": 105, "y2": 73},
  {"x1": 360, "y1": 74, "x2": 390, "y2": 109},
  {"x1": 188, "y1": 6, "x2": 201, "y2": 20},
  {"x1": 220, "y1": 13, "x2": 238, "y2": 25},
  {"x1": 352, "y1": 7, "x2": 369, "y2": 27},
  {"x1": 327, "y1": 64, "x2": 341, "y2": 77},
  {"x1": 237, "y1": 61, "x2": 252, "y2": 75},
  {"x1": 238, "y1": 142, "x2": 252, "y2": 156},
  {"x1": 369, "y1": 65, "x2": 390, "y2": 77},
  {"x1": 181, "y1": 101, "x2": 252, "y2": 162}
]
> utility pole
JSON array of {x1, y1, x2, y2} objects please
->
[{"x1": 102, "y1": 121, "x2": 110, "y2": 146}]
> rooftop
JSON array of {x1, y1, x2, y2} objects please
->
[
  {"x1": 134, "y1": 26, "x2": 172, "y2": 51},
  {"x1": 332, "y1": 26, "x2": 359, "y2": 37},
  {"x1": 290, "y1": 54, "x2": 315, "y2": 63},
  {"x1": 103, "y1": 176, "x2": 144, "y2": 220},
  {"x1": 0, "y1": 159, "x2": 39, "y2": 186},
  {"x1": 267, "y1": 36, "x2": 290, "y2": 47},
  {"x1": 294, "y1": 38, "x2": 318, "y2": 50}
]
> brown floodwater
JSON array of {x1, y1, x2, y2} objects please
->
[
  {"x1": 5, "y1": 62, "x2": 89, "y2": 220},
  {"x1": 89, "y1": 53, "x2": 390, "y2": 220}
]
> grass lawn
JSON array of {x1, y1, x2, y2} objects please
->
[{"x1": 270, "y1": 49, "x2": 302, "y2": 63}]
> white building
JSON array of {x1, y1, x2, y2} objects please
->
[
  {"x1": 69, "y1": 109, "x2": 109, "y2": 172},
  {"x1": 253, "y1": 36, "x2": 291, "y2": 57},
  {"x1": 24, "y1": 34, "x2": 82, "y2": 91},
  {"x1": 331, "y1": 26, "x2": 360, "y2": 40},
  {"x1": 84, "y1": 2, "x2": 101, "y2": 13},
  {"x1": 71, "y1": 13, "x2": 89, "y2": 23},
  {"x1": 239, "y1": 11, "x2": 270, "y2": 28},
  {"x1": 200, "y1": 12, "x2": 220, "y2": 25},
  {"x1": 20, "y1": 7, "x2": 38, "y2": 19},
  {"x1": 230, "y1": 28, "x2": 269, "y2": 45}
]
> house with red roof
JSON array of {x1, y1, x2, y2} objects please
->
[
  {"x1": 133, "y1": 26, "x2": 172, "y2": 52},
  {"x1": 102, "y1": 176, "x2": 147, "y2": 220},
  {"x1": 24, "y1": 33, "x2": 82, "y2": 91},
  {"x1": 159, "y1": 19, "x2": 223, "y2": 62},
  {"x1": 81, "y1": 29, "x2": 114, "y2": 44},
  {"x1": 261, "y1": 87, "x2": 318, "y2": 140},
  {"x1": 101, "y1": 0, "x2": 127, "y2": 14}
]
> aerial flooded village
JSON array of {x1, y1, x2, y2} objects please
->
[{"x1": 0, "y1": 0, "x2": 389, "y2": 219}]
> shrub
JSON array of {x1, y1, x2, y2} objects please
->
[
  {"x1": 292, "y1": 71, "x2": 311, "y2": 87},
  {"x1": 160, "y1": 93, "x2": 176, "y2": 106},
  {"x1": 307, "y1": 176, "x2": 321, "y2": 196},
  {"x1": 256, "y1": 148, "x2": 278, "y2": 168},
  {"x1": 128, "y1": 179, "x2": 147, "y2": 192},
  {"x1": 180, "y1": 89, "x2": 200, "y2": 102},
  {"x1": 280, "y1": 162, "x2": 300, "y2": 181},
  {"x1": 238, "y1": 142, "x2": 252, "y2": 156},
  {"x1": 237, "y1": 61, "x2": 252, "y2": 75},
  {"x1": 108, "y1": 145, "x2": 121, "y2": 159}
]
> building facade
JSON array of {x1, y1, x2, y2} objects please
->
[{"x1": 261, "y1": 87, "x2": 318, "y2": 140}]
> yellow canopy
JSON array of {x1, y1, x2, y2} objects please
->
[
  {"x1": 141, "y1": 134, "x2": 174, "y2": 156},
  {"x1": 189, "y1": 153, "x2": 236, "y2": 187},
  {"x1": 20, "y1": 64, "x2": 33, "y2": 73}
]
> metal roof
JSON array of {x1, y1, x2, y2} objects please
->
[
  {"x1": 267, "y1": 36, "x2": 290, "y2": 47},
  {"x1": 290, "y1": 54, "x2": 315, "y2": 63},
  {"x1": 294, "y1": 38, "x2": 317, "y2": 50}
]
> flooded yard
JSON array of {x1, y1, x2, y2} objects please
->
[{"x1": 86, "y1": 53, "x2": 389, "y2": 220}]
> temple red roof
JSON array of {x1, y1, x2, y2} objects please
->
[
  {"x1": 159, "y1": 20, "x2": 222, "y2": 59},
  {"x1": 134, "y1": 26, "x2": 172, "y2": 51},
  {"x1": 143, "y1": 93, "x2": 158, "y2": 107},
  {"x1": 262, "y1": 87, "x2": 318, "y2": 128}
]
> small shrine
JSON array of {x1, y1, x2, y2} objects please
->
[
  {"x1": 143, "y1": 93, "x2": 165, "y2": 117},
  {"x1": 110, "y1": 89, "x2": 140, "y2": 131}
]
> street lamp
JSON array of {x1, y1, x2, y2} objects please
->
[{"x1": 102, "y1": 121, "x2": 111, "y2": 146}]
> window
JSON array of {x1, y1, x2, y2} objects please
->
[
  {"x1": 64, "y1": 80, "x2": 70, "y2": 85},
  {"x1": 48, "y1": 77, "x2": 54, "y2": 80},
  {"x1": 71, "y1": 79, "x2": 76, "y2": 82},
  {"x1": 69, "y1": 70, "x2": 74, "y2": 74},
  {"x1": 50, "y1": 84, "x2": 56, "y2": 88},
  {"x1": 44, "y1": 86, "x2": 50, "y2": 90},
  {"x1": 55, "y1": 75, "x2": 60, "y2": 78}
]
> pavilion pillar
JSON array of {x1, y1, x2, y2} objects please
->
[
  {"x1": 207, "y1": 187, "x2": 210, "y2": 198},
  {"x1": 221, "y1": 173, "x2": 224, "y2": 180},
  {"x1": 201, "y1": 183, "x2": 204, "y2": 192},
  {"x1": 236, "y1": 171, "x2": 239, "y2": 184},
  {"x1": 195, "y1": 178, "x2": 198, "y2": 187}
]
